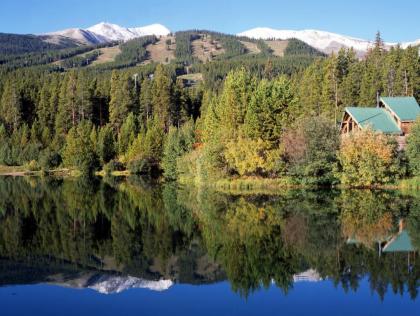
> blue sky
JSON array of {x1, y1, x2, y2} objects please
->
[{"x1": 1, "y1": 0, "x2": 419, "y2": 42}]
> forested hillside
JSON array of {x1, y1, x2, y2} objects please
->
[
  {"x1": 0, "y1": 32, "x2": 78, "y2": 56},
  {"x1": 0, "y1": 30, "x2": 324, "y2": 73},
  {"x1": 0, "y1": 32, "x2": 418, "y2": 186}
]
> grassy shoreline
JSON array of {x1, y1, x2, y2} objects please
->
[
  {"x1": 0, "y1": 165, "x2": 134, "y2": 178},
  {"x1": 2, "y1": 164, "x2": 419, "y2": 192},
  {"x1": 398, "y1": 177, "x2": 420, "y2": 190},
  {"x1": 0, "y1": 165, "x2": 76, "y2": 177}
]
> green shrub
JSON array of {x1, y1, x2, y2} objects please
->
[
  {"x1": 284, "y1": 116, "x2": 340, "y2": 185},
  {"x1": 127, "y1": 159, "x2": 154, "y2": 175},
  {"x1": 104, "y1": 160, "x2": 125, "y2": 174},
  {"x1": 24, "y1": 160, "x2": 40, "y2": 171},
  {"x1": 39, "y1": 149, "x2": 61, "y2": 170}
]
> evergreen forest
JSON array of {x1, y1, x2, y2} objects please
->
[{"x1": 0, "y1": 31, "x2": 419, "y2": 187}]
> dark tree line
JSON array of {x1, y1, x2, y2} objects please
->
[{"x1": 0, "y1": 63, "x2": 201, "y2": 174}]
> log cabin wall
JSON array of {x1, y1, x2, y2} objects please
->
[{"x1": 341, "y1": 113, "x2": 358, "y2": 134}]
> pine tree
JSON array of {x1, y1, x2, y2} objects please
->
[
  {"x1": 320, "y1": 55, "x2": 339, "y2": 120},
  {"x1": 374, "y1": 31, "x2": 384, "y2": 53},
  {"x1": 76, "y1": 71, "x2": 94, "y2": 122},
  {"x1": 382, "y1": 46, "x2": 402, "y2": 97},
  {"x1": 210, "y1": 68, "x2": 255, "y2": 144},
  {"x1": 360, "y1": 32, "x2": 385, "y2": 105},
  {"x1": 173, "y1": 79, "x2": 190, "y2": 126},
  {"x1": 36, "y1": 74, "x2": 60, "y2": 135},
  {"x1": 118, "y1": 113, "x2": 137, "y2": 155},
  {"x1": 37, "y1": 81, "x2": 52, "y2": 129},
  {"x1": 340, "y1": 51, "x2": 362, "y2": 106},
  {"x1": 162, "y1": 126, "x2": 181, "y2": 180},
  {"x1": 97, "y1": 124, "x2": 116, "y2": 165},
  {"x1": 109, "y1": 71, "x2": 136, "y2": 131},
  {"x1": 399, "y1": 46, "x2": 420, "y2": 97},
  {"x1": 125, "y1": 116, "x2": 165, "y2": 173},
  {"x1": 162, "y1": 119, "x2": 195, "y2": 180},
  {"x1": 139, "y1": 78, "x2": 153, "y2": 124},
  {"x1": 0, "y1": 124, "x2": 11, "y2": 165},
  {"x1": 245, "y1": 76, "x2": 296, "y2": 145},
  {"x1": 151, "y1": 64, "x2": 173, "y2": 130},
  {"x1": 294, "y1": 59, "x2": 323, "y2": 116},
  {"x1": 63, "y1": 121, "x2": 99, "y2": 174},
  {"x1": 48, "y1": 75, "x2": 60, "y2": 127},
  {"x1": 0, "y1": 80, "x2": 22, "y2": 132},
  {"x1": 56, "y1": 71, "x2": 78, "y2": 135}
]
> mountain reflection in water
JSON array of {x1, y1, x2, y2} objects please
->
[{"x1": 0, "y1": 176, "x2": 419, "y2": 301}]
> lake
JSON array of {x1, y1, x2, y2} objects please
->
[{"x1": 0, "y1": 176, "x2": 419, "y2": 316}]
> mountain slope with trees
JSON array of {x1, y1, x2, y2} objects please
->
[{"x1": 0, "y1": 32, "x2": 418, "y2": 187}]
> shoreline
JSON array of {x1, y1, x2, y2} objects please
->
[{"x1": 2, "y1": 165, "x2": 420, "y2": 191}]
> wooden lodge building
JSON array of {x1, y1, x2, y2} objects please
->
[
  {"x1": 341, "y1": 96, "x2": 420, "y2": 137},
  {"x1": 346, "y1": 219, "x2": 417, "y2": 258}
]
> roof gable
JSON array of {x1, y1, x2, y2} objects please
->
[
  {"x1": 380, "y1": 96, "x2": 420, "y2": 121},
  {"x1": 344, "y1": 107, "x2": 402, "y2": 134},
  {"x1": 383, "y1": 230, "x2": 415, "y2": 252}
]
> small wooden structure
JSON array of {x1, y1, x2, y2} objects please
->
[
  {"x1": 341, "y1": 96, "x2": 420, "y2": 136},
  {"x1": 382, "y1": 219, "x2": 415, "y2": 253}
]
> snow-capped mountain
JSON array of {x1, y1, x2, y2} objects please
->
[
  {"x1": 48, "y1": 28, "x2": 108, "y2": 45},
  {"x1": 48, "y1": 22, "x2": 170, "y2": 45},
  {"x1": 238, "y1": 27, "x2": 420, "y2": 55},
  {"x1": 49, "y1": 273, "x2": 173, "y2": 294},
  {"x1": 293, "y1": 269, "x2": 322, "y2": 283},
  {"x1": 88, "y1": 275, "x2": 173, "y2": 294},
  {"x1": 45, "y1": 23, "x2": 418, "y2": 54},
  {"x1": 87, "y1": 22, "x2": 170, "y2": 41},
  {"x1": 402, "y1": 39, "x2": 420, "y2": 49}
]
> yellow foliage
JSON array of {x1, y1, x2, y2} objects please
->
[
  {"x1": 342, "y1": 212, "x2": 394, "y2": 248},
  {"x1": 225, "y1": 134, "x2": 283, "y2": 176},
  {"x1": 225, "y1": 136, "x2": 265, "y2": 176},
  {"x1": 225, "y1": 199, "x2": 283, "y2": 240},
  {"x1": 338, "y1": 129, "x2": 398, "y2": 187},
  {"x1": 340, "y1": 129, "x2": 393, "y2": 163}
]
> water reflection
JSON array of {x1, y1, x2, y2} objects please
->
[{"x1": 0, "y1": 176, "x2": 419, "y2": 300}]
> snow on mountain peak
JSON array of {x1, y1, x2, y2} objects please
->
[
  {"x1": 87, "y1": 22, "x2": 136, "y2": 42},
  {"x1": 46, "y1": 23, "x2": 418, "y2": 54},
  {"x1": 293, "y1": 269, "x2": 323, "y2": 282},
  {"x1": 238, "y1": 27, "x2": 419, "y2": 55},
  {"x1": 48, "y1": 22, "x2": 171, "y2": 45},
  {"x1": 88, "y1": 275, "x2": 173, "y2": 294},
  {"x1": 238, "y1": 27, "x2": 378, "y2": 54},
  {"x1": 48, "y1": 28, "x2": 108, "y2": 45},
  {"x1": 130, "y1": 24, "x2": 171, "y2": 37}
]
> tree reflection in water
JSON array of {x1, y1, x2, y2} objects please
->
[{"x1": 0, "y1": 176, "x2": 419, "y2": 299}]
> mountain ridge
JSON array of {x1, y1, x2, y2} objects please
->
[
  {"x1": 1, "y1": 23, "x2": 418, "y2": 60},
  {"x1": 238, "y1": 27, "x2": 420, "y2": 55},
  {"x1": 46, "y1": 22, "x2": 420, "y2": 55},
  {"x1": 48, "y1": 22, "x2": 171, "y2": 45}
]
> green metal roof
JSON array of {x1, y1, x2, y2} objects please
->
[
  {"x1": 345, "y1": 107, "x2": 402, "y2": 134},
  {"x1": 380, "y1": 96, "x2": 420, "y2": 121},
  {"x1": 382, "y1": 230, "x2": 415, "y2": 252}
]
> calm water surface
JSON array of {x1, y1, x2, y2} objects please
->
[{"x1": 0, "y1": 176, "x2": 419, "y2": 316}]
